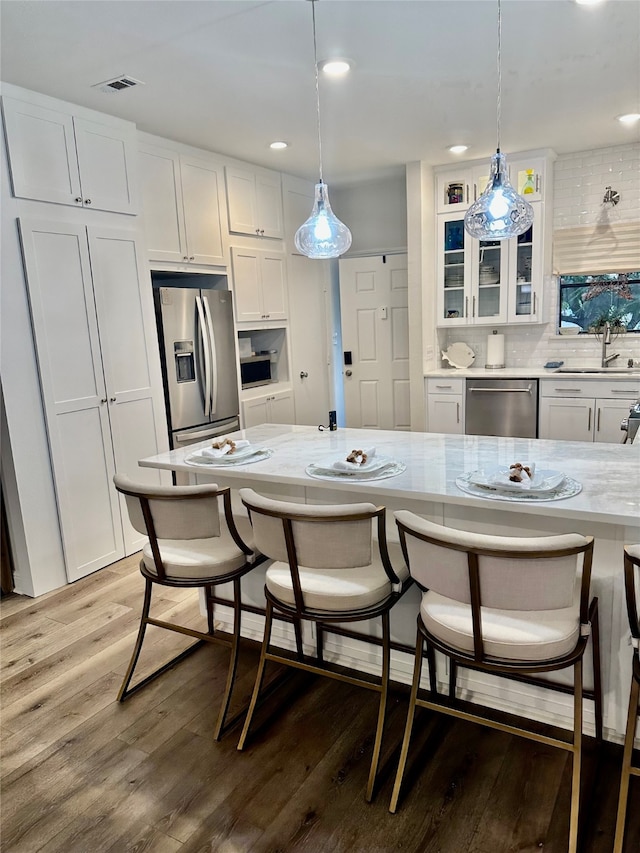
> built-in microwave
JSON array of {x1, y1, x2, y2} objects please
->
[{"x1": 240, "y1": 354, "x2": 274, "y2": 389}]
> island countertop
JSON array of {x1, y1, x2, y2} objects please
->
[{"x1": 139, "y1": 423, "x2": 640, "y2": 528}]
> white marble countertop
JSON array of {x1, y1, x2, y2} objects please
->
[
  {"x1": 139, "y1": 424, "x2": 640, "y2": 527},
  {"x1": 426, "y1": 367, "x2": 640, "y2": 380}
]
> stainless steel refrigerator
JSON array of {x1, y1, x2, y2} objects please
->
[{"x1": 154, "y1": 287, "x2": 240, "y2": 449}]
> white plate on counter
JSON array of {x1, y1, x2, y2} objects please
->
[
  {"x1": 468, "y1": 467, "x2": 565, "y2": 494},
  {"x1": 185, "y1": 446, "x2": 273, "y2": 467}
]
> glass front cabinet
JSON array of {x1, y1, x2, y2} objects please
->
[{"x1": 435, "y1": 151, "x2": 551, "y2": 328}]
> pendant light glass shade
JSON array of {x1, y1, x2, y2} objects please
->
[
  {"x1": 295, "y1": 181, "x2": 352, "y2": 258},
  {"x1": 295, "y1": 0, "x2": 352, "y2": 260},
  {"x1": 464, "y1": 151, "x2": 534, "y2": 239}
]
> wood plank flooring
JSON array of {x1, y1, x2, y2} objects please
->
[{"x1": 2, "y1": 555, "x2": 639, "y2": 852}]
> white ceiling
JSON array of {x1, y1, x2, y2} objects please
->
[{"x1": 1, "y1": 0, "x2": 639, "y2": 185}]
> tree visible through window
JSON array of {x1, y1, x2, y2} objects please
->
[{"x1": 559, "y1": 273, "x2": 640, "y2": 333}]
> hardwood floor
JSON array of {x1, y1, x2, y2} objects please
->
[{"x1": 1, "y1": 555, "x2": 639, "y2": 852}]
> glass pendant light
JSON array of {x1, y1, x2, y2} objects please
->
[
  {"x1": 295, "y1": 0, "x2": 352, "y2": 259},
  {"x1": 464, "y1": 0, "x2": 534, "y2": 241}
]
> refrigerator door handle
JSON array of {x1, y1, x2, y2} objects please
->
[
  {"x1": 195, "y1": 295, "x2": 212, "y2": 418},
  {"x1": 202, "y1": 294, "x2": 218, "y2": 416}
]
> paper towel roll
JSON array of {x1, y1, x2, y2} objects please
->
[{"x1": 486, "y1": 333, "x2": 505, "y2": 368}]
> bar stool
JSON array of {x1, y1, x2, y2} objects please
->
[
  {"x1": 236, "y1": 488, "x2": 410, "y2": 801},
  {"x1": 114, "y1": 475, "x2": 263, "y2": 740},
  {"x1": 389, "y1": 512, "x2": 601, "y2": 853},
  {"x1": 613, "y1": 544, "x2": 640, "y2": 853}
]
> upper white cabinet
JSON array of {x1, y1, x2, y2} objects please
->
[
  {"x1": 18, "y1": 219, "x2": 168, "y2": 582},
  {"x1": 435, "y1": 151, "x2": 552, "y2": 327},
  {"x1": 225, "y1": 165, "x2": 284, "y2": 239},
  {"x1": 231, "y1": 247, "x2": 288, "y2": 323},
  {"x1": 2, "y1": 95, "x2": 138, "y2": 214},
  {"x1": 138, "y1": 144, "x2": 225, "y2": 266}
]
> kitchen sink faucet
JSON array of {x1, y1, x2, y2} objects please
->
[{"x1": 601, "y1": 321, "x2": 620, "y2": 367}]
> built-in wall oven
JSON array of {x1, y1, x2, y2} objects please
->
[{"x1": 465, "y1": 378, "x2": 538, "y2": 438}]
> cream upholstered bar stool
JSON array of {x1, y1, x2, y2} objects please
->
[
  {"x1": 390, "y1": 513, "x2": 601, "y2": 853},
  {"x1": 236, "y1": 488, "x2": 410, "y2": 802},
  {"x1": 613, "y1": 544, "x2": 640, "y2": 853},
  {"x1": 114, "y1": 475, "x2": 263, "y2": 740}
]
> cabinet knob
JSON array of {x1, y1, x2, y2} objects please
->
[
  {"x1": 110, "y1": 396, "x2": 116, "y2": 403},
  {"x1": 255, "y1": 229, "x2": 260, "y2": 235},
  {"x1": 75, "y1": 197, "x2": 83, "y2": 204},
  {"x1": 100, "y1": 398, "x2": 107, "y2": 404},
  {"x1": 260, "y1": 229, "x2": 265, "y2": 236},
  {"x1": 183, "y1": 256, "x2": 188, "y2": 261},
  {"x1": 84, "y1": 199, "x2": 92, "y2": 205},
  {"x1": 189, "y1": 256, "x2": 194, "y2": 261},
  {"x1": 300, "y1": 371, "x2": 308, "y2": 379}
]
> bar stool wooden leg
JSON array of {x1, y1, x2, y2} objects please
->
[
  {"x1": 389, "y1": 631, "x2": 425, "y2": 814},
  {"x1": 366, "y1": 611, "x2": 391, "y2": 803},
  {"x1": 237, "y1": 599, "x2": 274, "y2": 751},
  {"x1": 118, "y1": 577, "x2": 153, "y2": 702},
  {"x1": 568, "y1": 659, "x2": 583, "y2": 853},
  {"x1": 591, "y1": 601, "x2": 603, "y2": 742},
  {"x1": 213, "y1": 577, "x2": 242, "y2": 741},
  {"x1": 613, "y1": 673, "x2": 640, "y2": 853}
]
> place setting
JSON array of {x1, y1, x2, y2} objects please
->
[
  {"x1": 305, "y1": 446, "x2": 406, "y2": 482},
  {"x1": 456, "y1": 461, "x2": 582, "y2": 503},
  {"x1": 185, "y1": 437, "x2": 273, "y2": 468}
]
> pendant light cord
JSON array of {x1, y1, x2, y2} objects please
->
[
  {"x1": 496, "y1": 0, "x2": 501, "y2": 154},
  {"x1": 311, "y1": 0, "x2": 324, "y2": 184}
]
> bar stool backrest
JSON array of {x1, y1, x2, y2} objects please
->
[
  {"x1": 624, "y1": 545, "x2": 640, "y2": 650},
  {"x1": 239, "y1": 488, "x2": 378, "y2": 570},
  {"x1": 395, "y1": 513, "x2": 591, "y2": 613},
  {"x1": 114, "y1": 474, "x2": 222, "y2": 541}
]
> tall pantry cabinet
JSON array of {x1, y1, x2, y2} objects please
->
[{"x1": 2, "y1": 85, "x2": 168, "y2": 585}]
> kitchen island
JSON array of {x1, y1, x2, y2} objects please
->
[{"x1": 139, "y1": 423, "x2": 640, "y2": 742}]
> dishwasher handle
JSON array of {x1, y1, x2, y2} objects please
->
[{"x1": 468, "y1": 384, "x2": 534, "y2": 394}]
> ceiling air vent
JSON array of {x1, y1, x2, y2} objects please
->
[{"x1": 92, "y1": 76, "x2": 144, "y2": 94}]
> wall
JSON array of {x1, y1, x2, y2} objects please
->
[
  {"x1": 438, "y1": 143, "x2": 640, "y2": 369},
  {"x1": 333, "y1": 173, "x2": 407, "y2": 256}
]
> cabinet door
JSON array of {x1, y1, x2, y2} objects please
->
[
  {"x1": 595, "y1": 398, "x2": 634, "y2": 444},
  {"x1": 427, "y1": 394, "x2": 463, "y2": 434},
  {"x1": 242, "y1": 396, "x2": 269, "y2": 428},
  {"x1": 471, "y1": 235, "x2": 508, "y2": 324},
  {"x1": 255, "y1": 171, "x2": 284, "y2": 238},
  {"x1": 508, "y1": 156, "x2": 546, "y2": 202},
  {"x1": 87, "y1": 227, "x2": 169, "y2": 553},
  {"x1": 260, "y1": 252, "x2": 287, "y2": 319},
  {"x1": 539, "y1": 398, "x2": 594, "y2": 442},
  {"x1": 437, "y1": 213, "x2": 469, "y2": 326},
  {"x1": 73, "y1": 117, "x2": 138, "y2": 214},
  {"x1": 180, "y1": 155, "x2": 225, "y2": 265},
  {"x1": 3, "y1": 97, "x2": 82, "y2": 206},
  {"x1": 226, "y1": 166, "x2": 257, "y2": 235},
  {"x1": 268, "y1": 390, "x2": 295, "y2": 424},
  {"x1": 18, "y1": 219, "x2": 125, "y2": 581},
  {"x1": 507, "y1": 203, "x2": 543, "y2": 324},
  {"x1": 435, "y1": 168, "x2": 472, "y2": 213},
  {"x1": 138, "y1": 146, "x2": 186, "y2": 262},
  {"x1": 231, "y1": 248, "x2": 263, "y2": 322}
]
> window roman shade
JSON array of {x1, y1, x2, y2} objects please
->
[{"x1": 553, "y1": 220, "x2": 640, "y2": 275}]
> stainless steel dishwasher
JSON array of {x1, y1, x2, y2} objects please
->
[{"x1": 465, "y1": 378, "x2": 538, "y2": 438}]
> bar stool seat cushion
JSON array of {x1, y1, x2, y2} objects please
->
[
  {"x1": 142, "y1": 515, "x2": 256, "y2": 581},
  {"x1": 420, "y1": 578, "x2": 581, "y2": 662},
  {"x1": 265, "y1": 542, "x2": 408, "y2": 612}
]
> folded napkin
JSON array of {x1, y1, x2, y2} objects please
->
[
  {"x1": 332, "y1": 446, "x2": 377, "y2": 472},
  {"x1": 201, "y1": 438, "x2": 250, "y2": 459},
  {"x1": 491, "y1": 462, "x2": 537, "y2": 489}
]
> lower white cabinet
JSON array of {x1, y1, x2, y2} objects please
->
[
  {"x1": 426, "y1": 378, "x2": 464, "y2": 434},
  {"x1": 18, "y1": 219, "x2": 168, "y2": 581},
  {"x1": 242, "y1": 389, "x2": 295, "y2": 428},
  {"x1": 539, "y1": 378, "x2": 640, "y2": 443}
]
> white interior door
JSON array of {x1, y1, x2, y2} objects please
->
[{"x1": 339, "y1": 254, "x2": 410, "y2": 430}]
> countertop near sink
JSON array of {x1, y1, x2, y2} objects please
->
[{"x1": 425, "y1": 367, "x2": 640, "y2": 379}]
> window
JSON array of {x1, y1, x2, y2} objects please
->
[{"x1": 559, "y1": 272, "x2": 640, "y2": 333}]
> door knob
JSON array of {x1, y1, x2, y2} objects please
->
[
  {"x1": 345, "y1": 370, "x2": 353, "y2": 377},
  {"x1": 300, "y1": 371, "x2": 308, "y2": 379}
]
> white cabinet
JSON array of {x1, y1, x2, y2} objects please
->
[
  {"x1": 138, "y1": 144, "x2": 225, "y2": 265},
  {"x1": 539, "y1": 378, "x2": 640, "y2": 443},
  {"x1": 426, "y1": 378, "x2": 464, "y2": 434},
  {"x1": 242, "y1": 389, "x2": 295, "y2": 428},
  {"x1": 225, "y1": 165, "x2": 284, "y2": 239},
  {"x1": 435, "y1": 154, "x2": 546, "y2": 214},
  {"x1": 231, "y1": 247, "x2": 288, "y2": 323},
  {"x1": 2, "y1": 96, "x2": 138, "y2": 214},
  {"x1": 18, "y1": 219, "x2": 168, "y2": 582}
]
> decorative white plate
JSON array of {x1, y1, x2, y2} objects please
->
[
  {"x1": 306, "y1": 457, "x2": 406, "y2": 482},
  {"x1": 311, "y1": 453, "x2": 391, "y2": 475},
  {"x1": 456, "y1": 472, "x2": 581, "y2": 503},
  {"x1": 185, "y1": 447, "x2": 273, "y2": 467},
  {"x1": 468, "y1": 467, "x2": 565, "y2": 494},
  {"x1": 441, "y1": 341, "x2": 475, "y2": 369}
]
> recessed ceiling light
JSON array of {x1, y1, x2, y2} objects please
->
[
  {"x1": 319, "y1": 59, "x2": 351, "y2": 77},
  {"x1": 617, "y1": 113, "x2": 640, "y2": 125},
  {"x1": 449, "y1": 145, "x2": 469, "y2": 154},
  {"x1": 269, "y1": 141, "x2": 289, "y2": 150},
  {"x1": 575, "y1": 0, "x2": 605, "y2": 6}
]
